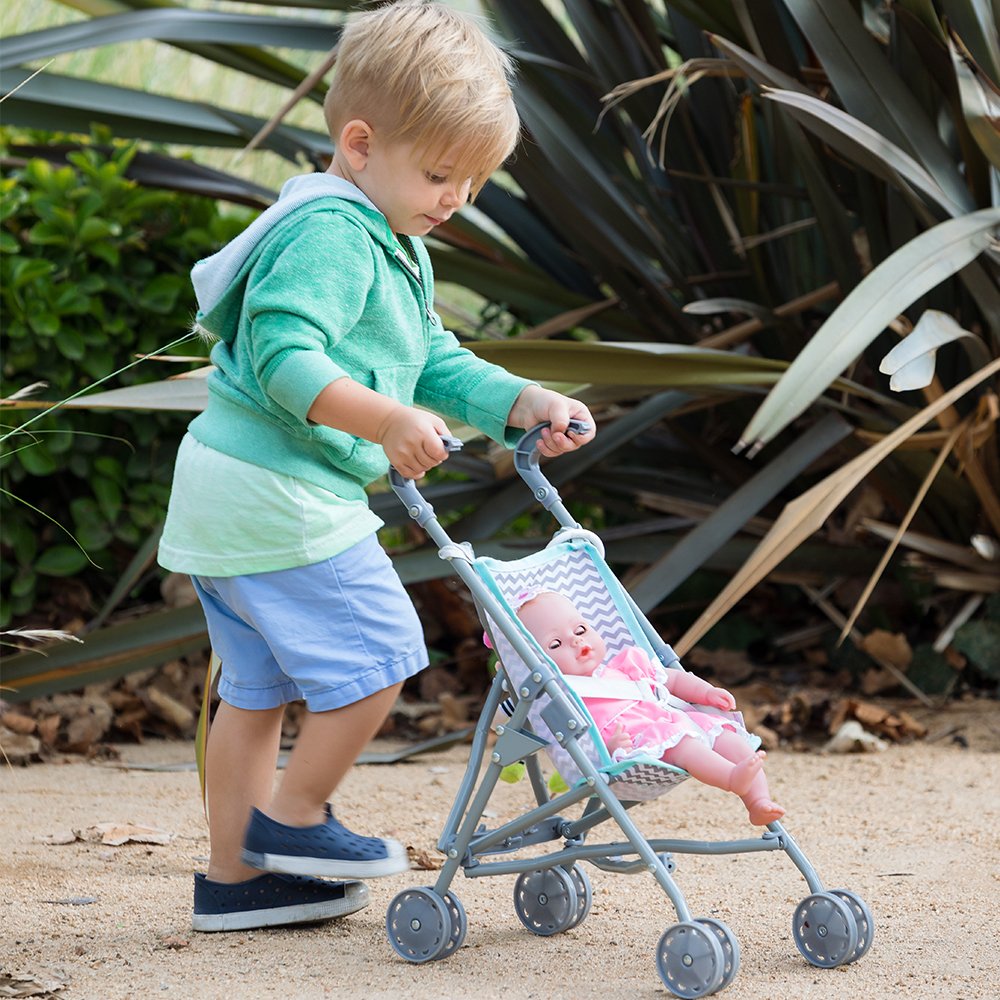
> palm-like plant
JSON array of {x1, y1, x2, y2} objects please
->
[{"x1": 2, "y1": 0, "x2": 998, "y2": 700}]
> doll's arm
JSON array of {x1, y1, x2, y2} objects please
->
[{"x1": 665, "y1": 668, "x2": 736, "y2": 711}]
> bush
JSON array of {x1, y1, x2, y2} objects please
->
[{"x1": 0, "y1": 135, "x2": 251, "y2": 626}]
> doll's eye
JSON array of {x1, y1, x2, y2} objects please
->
[
  {"x1": 574, "y1": 625, "x2": 587, "y2": 635},
  {"x1": 548, "y1": 639, "x2": 562, "y2": 650}
]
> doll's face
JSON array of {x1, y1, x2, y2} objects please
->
[{"x1": 517, "y1": 592, "x2": 607, "y2": 676}]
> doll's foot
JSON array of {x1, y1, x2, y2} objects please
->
[
  {"x1": 727, "y1": 753, "x2": 763, "y2": 796},
  {"x1": 745, "y1": 797, "x2": 785, "y2": 826}
]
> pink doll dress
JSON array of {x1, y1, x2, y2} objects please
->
[{"x1": 579, "y1": 648, "x2": 756, "y2": 765}]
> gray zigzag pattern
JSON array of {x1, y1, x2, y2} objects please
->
[{"x1": 490, "y1": 547, "x2": 636, "y2": 654}]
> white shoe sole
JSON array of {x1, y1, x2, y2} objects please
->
[
  {"x1": 192, "y1": 881, "x2": 369, "y2": 932},
  {"x1": 241, "y1": 840, "x2": 409, "y2": 879}
]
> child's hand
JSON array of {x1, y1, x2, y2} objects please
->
[
  {"x1": 702, "y1": 686, "x2": 737, "y2": 711},
  {"x1": 508, "y1": 385, "x2": 596, "y2": 457},
  {"x1": 377, "y1": 405, "x2": 452, "y2": 480},
  {"x1": 606, "y1": 722, "x2": 633, "y2": 754}
]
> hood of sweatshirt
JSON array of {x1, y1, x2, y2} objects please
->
[{"x1": 191, "y1": 172, "x2": 391, "y2": 343}]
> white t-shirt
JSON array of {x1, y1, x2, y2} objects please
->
[{"x1": 158, "y1": 434, "x2": 383, "y2": 577}]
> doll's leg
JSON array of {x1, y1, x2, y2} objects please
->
[
  {"x1": 712, "y1": 730, "x2": 785, "y2": 825},
  {"x1": 662, "y1": 734, "x2": 763, "y2": 796}
]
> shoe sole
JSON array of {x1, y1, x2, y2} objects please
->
[
  {"x1": 192, "y1": 882, "x2": 370, "y2": 933},
  {"x1": 241, "y1": 844, "x2": 409, "y2": 879}
]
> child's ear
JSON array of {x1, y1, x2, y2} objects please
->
[{"x1": 337, "y1": 119, "x2": 373, "y2": 171}]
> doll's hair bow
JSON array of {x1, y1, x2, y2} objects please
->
[{"x1": 482, "y1": 588, "x2": 544, "y2": 648}]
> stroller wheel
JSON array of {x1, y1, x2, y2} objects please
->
[
  {"x1": 385, "y1": 887, "x2": 454, "y2": 964},
  {"x1": 792, "y1": 891, "x2": 859, "y2": 968},
  {"x1": 561, "y1": 864, "x2": 593, "y2": 930},
  {"x1": 656, "y1": 922, "x2": 726, "y2": 998},
  {"x1": 436, "y1": 891, "x2": 468, "y2": 960},
  {"x1": 828, "y1": 889, "x2": 874, "y2": 962},
  {"x1": 513, "y1": 867, "x2": 579, "y2": 936},
  {"x1": 694, "y1": 918, "x2": 740, "y2": 991}
]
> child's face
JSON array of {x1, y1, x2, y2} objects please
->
[
  {"x1": 352, "y1": 134, "x2": 472, "y2": 236},
  {"x1": 517, "y1": 592, "x2": 607, "y2": 677}
]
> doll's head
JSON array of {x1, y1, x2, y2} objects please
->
[{"x1": 516, "y1": 591, "x2": 607, "y2": 677}]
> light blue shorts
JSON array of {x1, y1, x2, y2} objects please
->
[{"x1": 192, "y1": 534, "x2": 428, "y2": 712}]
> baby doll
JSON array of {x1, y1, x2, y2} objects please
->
[{"x1": 516, "y1": 591, "x2": 784, "y2": 826}]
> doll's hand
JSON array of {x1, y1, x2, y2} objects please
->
[
  {"x1": 377, "y1": 406, "x2": 452, "y2": 480},
  {"x1": 702, "y1": 686, "x2": 737, "y2": 711},
  {"x1": 606, "y1": 722, "x2": 633, "y2": 754},
  {"x1": 508, "y1": 386, "x2": 596, "y2": 457}
]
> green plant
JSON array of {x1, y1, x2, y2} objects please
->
[
  {"x1": 0, "y1": 131, "x2": 250, "y2": 626},
  {"x1": 2, "y1": 2, "x2": 997, "y2": 701}
]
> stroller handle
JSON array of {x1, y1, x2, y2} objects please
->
[
  {"x1": 514, "y1": 419, "x2": 591, "y2": 511},
  {"x1": 390, "y1": 420, "x2": 590, "y2": 528},
  {"x1": 388, "y1": 434, "x2": 463, "y2": 527}
]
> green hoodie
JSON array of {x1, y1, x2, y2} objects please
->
[{"x1": 188, "y1": 181, "x2": 531, "y2": 502}]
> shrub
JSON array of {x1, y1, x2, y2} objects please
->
[{"x1": 0, "y1": 135, "x2": 251, "y2": 626}]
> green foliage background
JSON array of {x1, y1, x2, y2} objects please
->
[{"x1": 0, "y1": 134, "x2": 250, "y2": 625}]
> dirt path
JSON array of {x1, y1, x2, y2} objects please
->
[{"x1": 3, "y1": 699, "x2": 998, "y2": 1000}]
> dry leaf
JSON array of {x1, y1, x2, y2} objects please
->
[
  {"x1": 0, "y1": 727, "x2": 41, "y2": 765},
  {"x1": 0, "y1": 712, "x2": 36, "y2": 735},
  {"x1": 63, "y1": 696, "x2": 113, "y2": 752},
  {"x1": 860, "y1": 630, "x2": 913, "y2": 670},
  {"x1": 145, "y1": 687, "x2": 195, "y2": 731},
  {"x1": 36, "y1": 715, "x2": 60, "y2": 747},
  {"x1": 438, "y1": 692, "x2": 473, "y2": 730},
  {"x1": 0, "y1": 971, "x2": 67, "y2": 998},
  {"x1": 76, "y1": 823, "x2": 173, "y2": 846},
  {"x1": 860, "y1": 667, "x2": 900, "y2": 696},
  {"x1": 685, "y1": 647, "x2": 756, "y2": 686},
  {"x1": 830, "y1": 699, "x2": 927, "y2": 742},
  {"x1": 893, "y1": 710, "x2": 927, "y2": 739},
  {"x1": 944, "y1": 647, "x2": 967, "y2": 669},
  {"x1": 406, "y1": 844, "x2": 444, "y2": 870},
  {"x1": 415, "y1": 714, "x2": 443, "y2": 735}
]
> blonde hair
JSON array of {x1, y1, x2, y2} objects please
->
[{"x1": 324, "y1": 1, "x2": 519, "y2": 199}]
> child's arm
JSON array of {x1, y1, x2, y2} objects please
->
[
  {"x1": 664, "y1": 668, "x2": 737, "y2": 711},
  {"x1": 307, "y1": 378, "x2": 451, "y2": 481},
  {"x1": 414, "y1": 320, "x2": 594, "y2": 456},
  {"x1": 507, "y1": 385, "x2": 596, "y2": 456}
]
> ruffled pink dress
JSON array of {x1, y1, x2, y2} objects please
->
[{"x1": 580, "y1": 648, "x2": 757, "y2": 764}]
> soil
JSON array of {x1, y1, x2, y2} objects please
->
[{"x1": 3, "y1": 697, "x2": 999, "y2": 1000}]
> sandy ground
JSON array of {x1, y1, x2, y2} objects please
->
[{"x1": 3, "y1": 699, "x2": 999, "y2": 1000}]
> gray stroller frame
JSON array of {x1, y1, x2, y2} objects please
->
[{"x1": 384, "y1": 423, "x2": 874, "y2": 997}]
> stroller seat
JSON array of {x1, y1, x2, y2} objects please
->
[
  {"x1": 477, "y1": 534, "x2": 698, "y2": 801},
  {"x1": 383, "y1": 423, "x2": 874, "y2": 997}
]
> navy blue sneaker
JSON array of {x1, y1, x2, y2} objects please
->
[
  {"x1": 191, "y1": 871, "x2": 369, "y2": 932},
  {"x1": 241, "y1": 804, "x2": 409, "y2": 879}
]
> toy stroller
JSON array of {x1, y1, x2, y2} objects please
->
[{"x1": 384, "y1": 422, "x2": 874, "y2": 997}]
